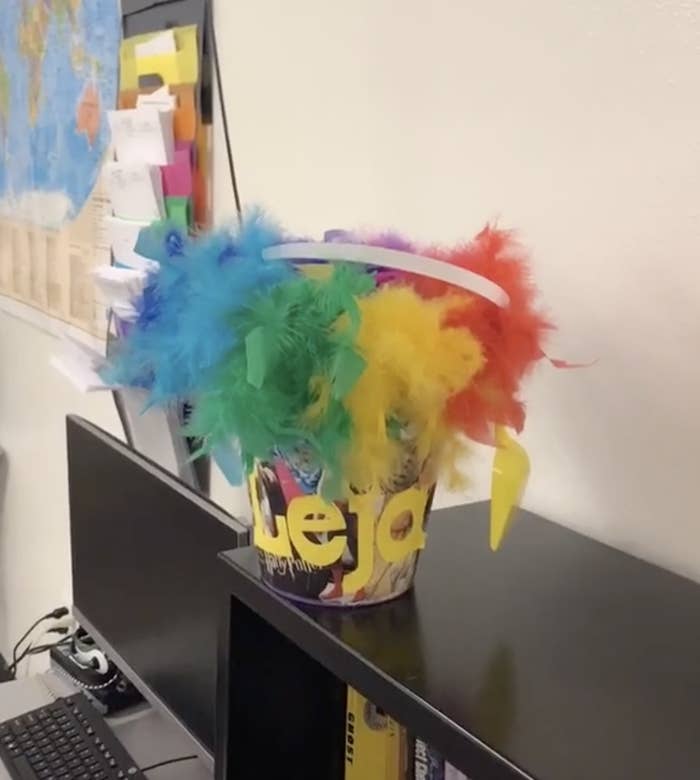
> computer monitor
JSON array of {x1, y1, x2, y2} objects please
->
[{"x1": 66, "y1": 415, "x2": 249, "y2": 759}]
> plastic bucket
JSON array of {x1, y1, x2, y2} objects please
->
[{"x1": 248, "y1": 449, "x2": 435, "y2": 607}]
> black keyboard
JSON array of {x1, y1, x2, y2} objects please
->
[{"x1": 0, "y1": 695, "x2": 146, "y2": 780}]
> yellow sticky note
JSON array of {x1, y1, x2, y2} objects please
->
[
  {"x1": 490, "y1": 426, "x2": 530, "y2": 551},
  {"x1": 120, "y1": 26, "x2": 199, "y2": 92}
]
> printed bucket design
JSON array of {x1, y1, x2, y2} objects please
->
[{"x1": 249, "y1": 447, "x2": 435, "y2": 607}]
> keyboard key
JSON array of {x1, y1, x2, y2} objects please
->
[
  {"x1": 108, "y1": 759, "x2": 118, "y2": 768},
  {"x1": 11, "y1": 755, "x2": 36, "y2": 780},
  {"x1": 65, "y1": 729, "x2": 78, "y2": 738},
  {"x1": 44, "y1": 751, "x2": 60, "y2": 763},
  {"x1": 50, "y1": 759, "x2": 65, "y2": 770},
  {"x1": 103, "y1": 752, "x2": 112, "y2": 761},
  {"x1": 25, "y1": 715, "x2": 38, "y2": 727},
  {"x1": 71, "y1": 735, "x2": 83, "y2": 745},
  {"x1": 38, "y1": 711, "x2": 51, "y2": 721},
  {"x1": 79, "y1": 749, "x2": 92, "y2": 759},
  {"x1": 86, "y1": 727, "x2": 95, "y2": 736},
  {"x1": 93, "y1": 773, "x2": 106, "y2": 780},
  {"x1": 38, "y1": 770, "x2": 53, "y2": 780},
  {"x1": 31, "y1": 760, "x2": 47, "y2": 771},
  {"x1": 78, "y1": 773, "x2": 92, "y2": 780},
  {"x1": 69, "y1": 758, "x2": 82, "y2": 769},
  {"x1": 58, "y1": 745, "x2": 72, "y2": 756}
]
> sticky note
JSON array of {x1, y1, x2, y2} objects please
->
[
  {"x1": 120, "y1": 84, "x2": 196, "y2": 142},
  {"x1": 120, "y1": 25, "x2": 199, "y2": 92},
  {"x1": 165, "y1": 196, "x2": 191, "y2": 229},
  {"x1": 92, "y1": 265, "x2": 148, "y2": 310},
  {"x1": 171, "y1": 86, "x2": 196, "y2": 142},
  {"x1": 134, "y1": 30, "x2": 176, "y2": 58},
  {"x1": 105, "y1": 163, "x2": 165, "y2": 222},
  {"x1": 108, "y1": 107, "x2": 175, "y2": 166},
  {"x1": 136, "y1": 85, "x2": 177, "y2": 111},
  {"x1": 105, "y1": 216, "x2": 159, "y2": 273},
  {"x1": 162, "y1": 142, "x2": 193, "y2": 198},
  {"x1": 51, "y1": 336, "x2": 113, "y2": 394}
]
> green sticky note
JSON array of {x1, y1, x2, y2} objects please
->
[
  {"x1": 331, "y1": 346, "x2": 365, "y2": 399},
  {"x1": 245, "y1": 326, "x2": 267, "y2": 389},
  {"x1": 165, "y1": 196, "x2": 191, "y2": 229}
]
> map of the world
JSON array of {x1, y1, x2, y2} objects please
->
[{"x1": 0, "y1": 0, "x2": 119, "y2": 228}]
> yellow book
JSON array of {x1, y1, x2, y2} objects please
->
[{"x1": 345, "y1": 687, "x2": 405, "y2": 779}]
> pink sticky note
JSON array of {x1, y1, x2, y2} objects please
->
[{"x1": 161, "y1": 142, "x2": 193, "y2": 197}]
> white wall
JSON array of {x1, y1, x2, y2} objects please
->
[
  {"x1": 214, "y1": 0, "x2": 700, "y2": 578},
  {"x1": 1, "y1": 0, "x2": 699, "y2": 659},
  {"x1": 0, "y1": 307, "x2": 248, "y2": 662},
  {"x1": 0, "y1": 314, "x2": 122, "y2": 659}
]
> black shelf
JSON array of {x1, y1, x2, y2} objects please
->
[{"x1": 217, "y1": 502, "x2": 700, "y2": 780}]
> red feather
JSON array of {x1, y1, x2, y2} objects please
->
[{"x1": 408, "y1": 226, "x2": 552, "y2": 443}]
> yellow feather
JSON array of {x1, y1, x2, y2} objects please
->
[{"x1": 339, "y1": 286, "x2": 484, "y2": 490}]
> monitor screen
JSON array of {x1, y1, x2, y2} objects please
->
[{"x1": 67, "y1": 415, "x2": 249, "y2": 755}]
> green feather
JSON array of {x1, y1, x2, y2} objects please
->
[{"x1": 188, "y1": 264, "x2": 374, "y2": 488}]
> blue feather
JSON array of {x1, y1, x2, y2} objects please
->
[{"x1": 105, "y1": 210, "x2": 295, "y2": 405}]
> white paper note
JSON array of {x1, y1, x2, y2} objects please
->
[
  {"x1": 50, "y1": 334, "x2": 113, "y2": 393},
  {"x1": 104, "y1": 162, "x2": 165, "y2": 222},
  {"x1": 136, "y1": 85, "x2": 177, "y2": 111},
  {"x1": 105, "y1": 216, "x2": 159, "y2": 272},
  {"x1": 111, "y1": 301, "x2": 139, "y2": 322},
  {"x1": 134, "y1": 29, "x2": 177, "y2": 58},
  {"x1": 92, "y1": 264, "x2": 148, "y2": 309},
  {"x1": 108, "y1": 107, "x2": 175, "y2": 166}
]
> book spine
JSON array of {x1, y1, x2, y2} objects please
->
[
  {"x1": 413, "y1": 739, "x2": 471, "y2": 780},
  {"x1": 414, "y1": 738, "x2": 445, "y2": 780},
  {"x1": 445, "y1": 762, "x2": 469, "y2": 780},
  {"x1": 345, "y1": 687, "x2": 403, "y2": 779}
]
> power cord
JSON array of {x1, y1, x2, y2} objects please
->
[
  {"x1": 10, "y1": 607, "x2": 69, "y2": 675},
  {"x1": 140, "y1": 756, "x2": 198, "y2": 773},
  {"x1": 20, "y1": 628, "x2": 74, "y2": 678}
]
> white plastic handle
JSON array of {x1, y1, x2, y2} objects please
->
[{"x1": 263, "y1": 242, "x2": 509, "y2": 307}]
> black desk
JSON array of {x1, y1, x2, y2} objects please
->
[{"x1": 217, "y1": 502, "x2": 700, "y2": 780}]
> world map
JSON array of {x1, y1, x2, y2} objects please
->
[{"x1": 0, "y1": 0, "x2": 119, "y2": 228}]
